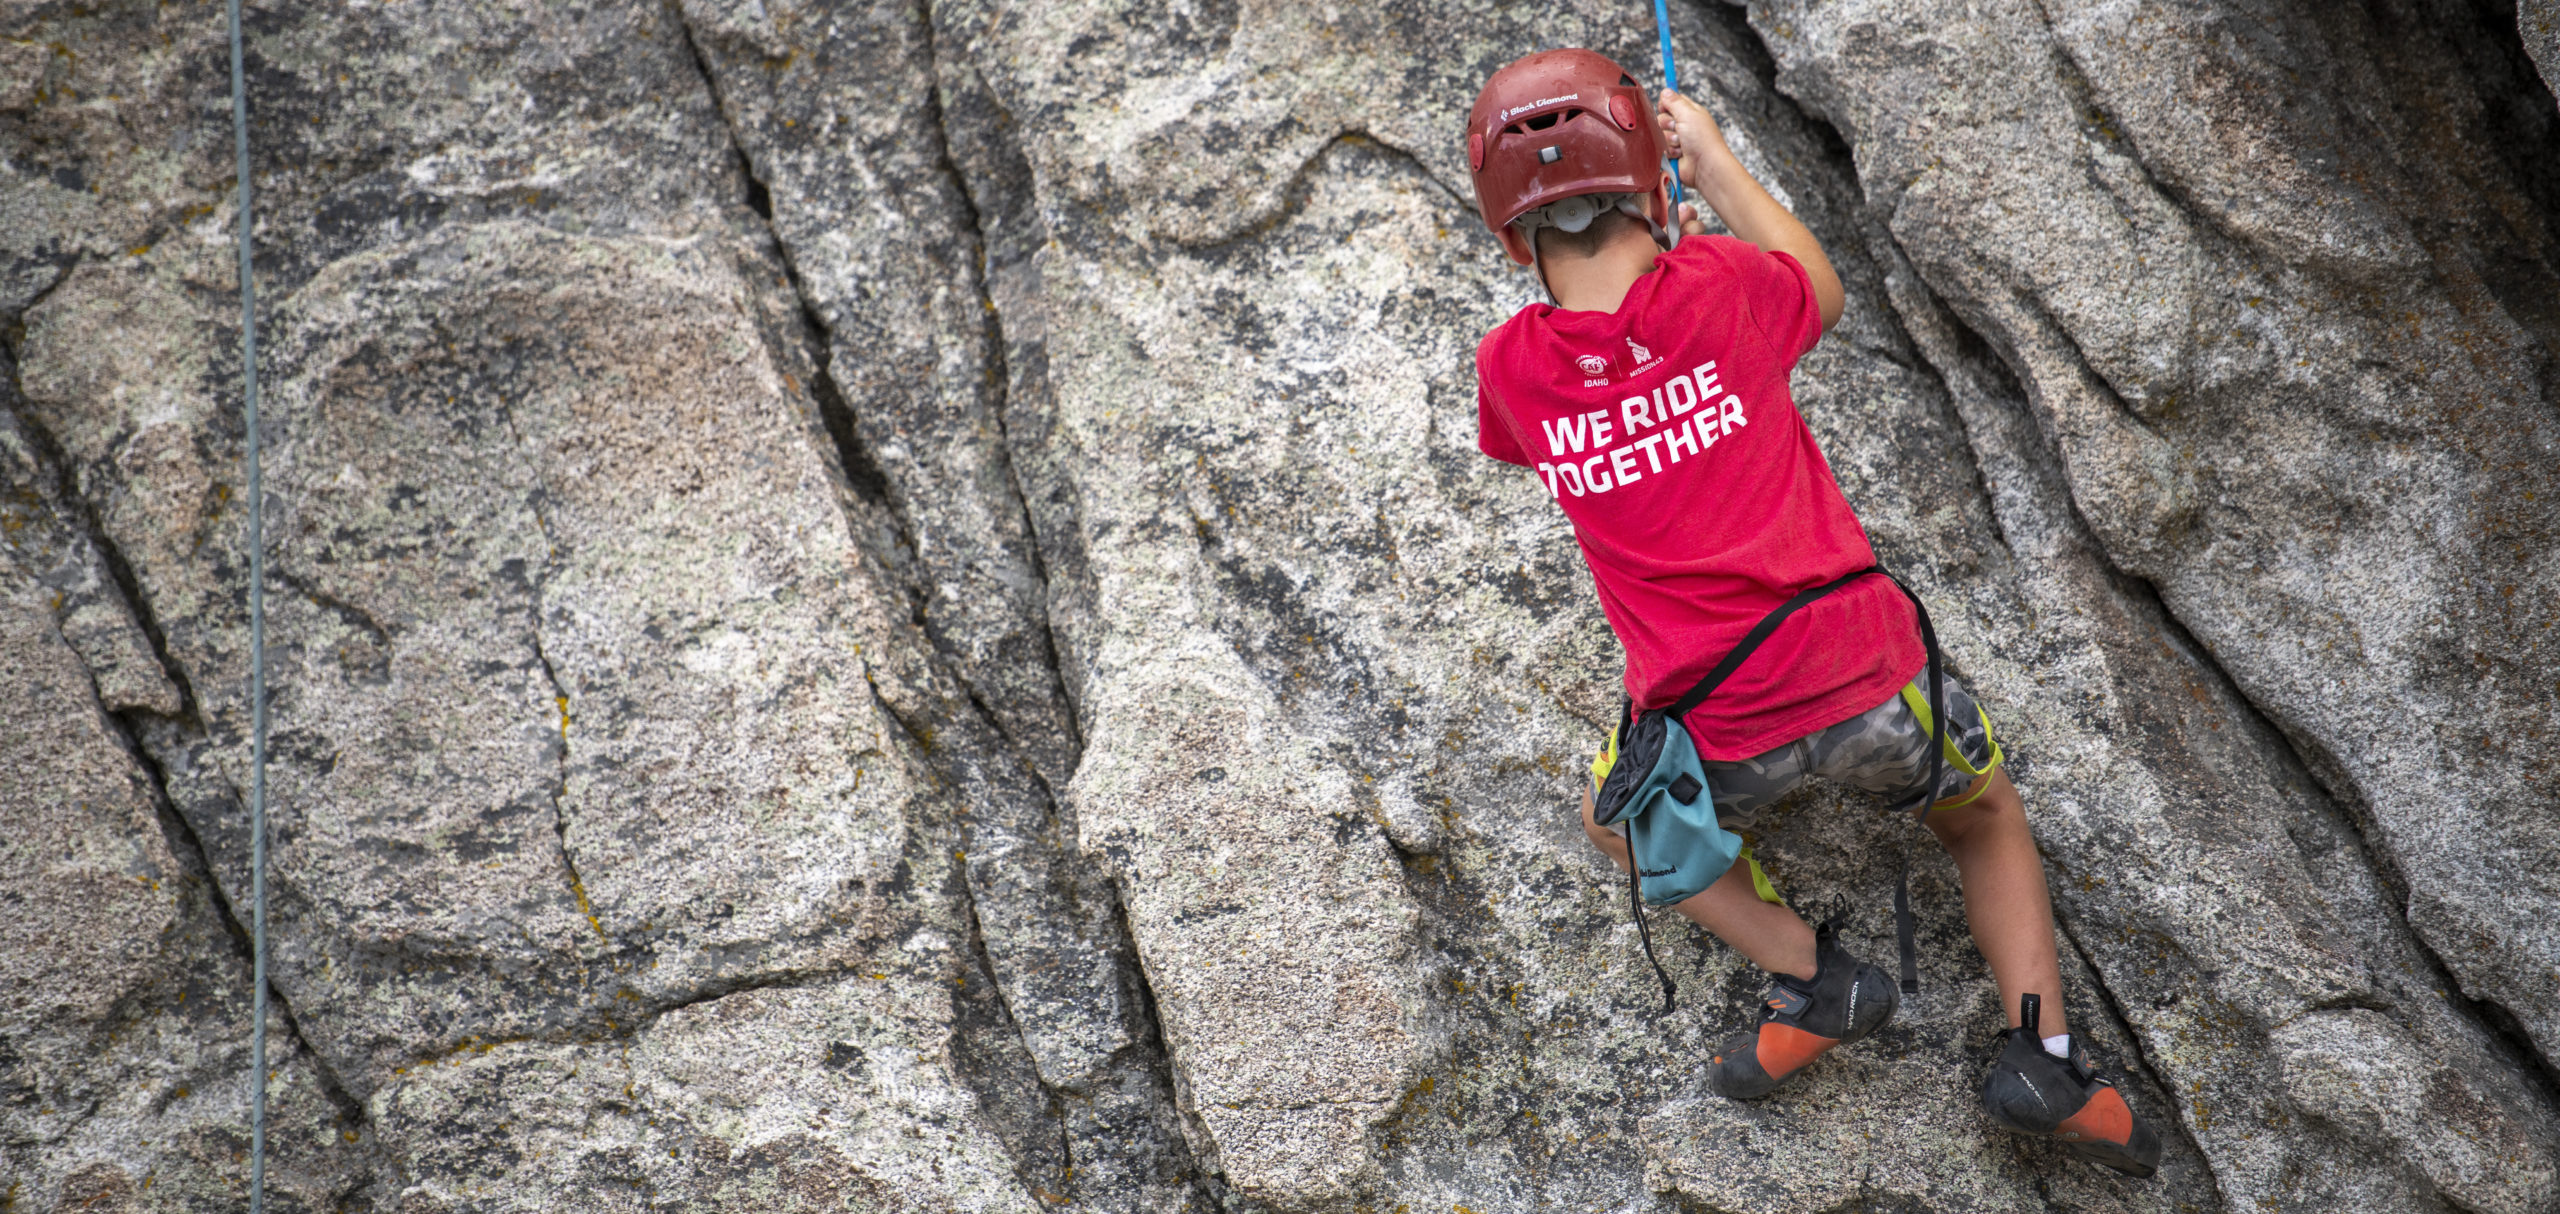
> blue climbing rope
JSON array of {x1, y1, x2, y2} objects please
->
[
  {"x1": 1652, "y1": 0, "x2": 1687, "y2": 223},
  {"x1": 223, "y1": 0, "x2": 270, "y2": 1209}
]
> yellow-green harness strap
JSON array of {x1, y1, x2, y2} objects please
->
[
  {"x1": 1737, "y1": 843, "x2": 1784, "y2": 906},
  {"x1": 1588, "y1": 723, "x2": 1620, "y2": 795},
  {"x1": 1897, "y1": 684, "x2": 2005, "y2": 808}
]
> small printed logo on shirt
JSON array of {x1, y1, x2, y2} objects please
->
[
  {"x1": 1626, "y1": 337, "x2": 1652, "y2": 364},
  {"x1": 1576, "y1": 354, "x2": 1608, "y2": 377}
]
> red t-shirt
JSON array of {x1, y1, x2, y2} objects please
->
[{"x1": 1474, "y1": 235, "x2": 1923, "y2": 760}]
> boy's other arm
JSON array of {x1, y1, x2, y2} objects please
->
[{"x1": 1657, "y1": 89, "x2": 1846, "y2": 333}]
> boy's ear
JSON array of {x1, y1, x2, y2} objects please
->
[{"x1": 1500, "y1": 225, "x2": 1536, "y2": 267}]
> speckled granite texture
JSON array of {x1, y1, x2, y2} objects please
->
[{"x1": 5, "y1": 1, "x2": 2557, "y2": 1211}]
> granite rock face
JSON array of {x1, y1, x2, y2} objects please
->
[{"x1": 4, "y1": 1, "x2": 2557, "y2": 1213}]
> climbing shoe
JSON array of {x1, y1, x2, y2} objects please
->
[
  {"x1": 1981, "y1": 994, "x2": 2161, "y2": 1178},
  {"x1": 1708, "y1": 920, "x2": 1896, "y2": 1099}
]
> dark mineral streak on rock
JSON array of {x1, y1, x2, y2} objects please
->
[
  {"x1": 674, "y1": 2, "x2": 1215, "y2": 1207},
  {"x1": 676, "y1": 0, "x2": 1081, "y2": 797}
]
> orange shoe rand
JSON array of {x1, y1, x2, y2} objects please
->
[
  {"x1": 1981, "y1": 995, "x2": 2162, "y2": 1178},
  {"x1": 1708, "y1": 921, "x2": 1896, "y2": 1099}
]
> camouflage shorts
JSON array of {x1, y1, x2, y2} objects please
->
[{"x1": 1701, "y1": 672, "x2": 2004, "y2": 827}]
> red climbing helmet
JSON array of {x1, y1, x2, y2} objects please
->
[{"x1": 1467, "y1": 49, "x2": 1670, "y2": 266}]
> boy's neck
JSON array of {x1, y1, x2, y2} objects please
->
[{"x1": 1541, "y1": 225, "x2": 1668, "y2": 314}]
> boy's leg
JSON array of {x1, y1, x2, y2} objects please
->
[
  {"x1": 1676, "y1": 864, "x2": 1819, "y2": 982},
  {"x1": 1582, "y1": 789, "x2": 1817, "y2": 981},
  {"x1": 1922, "y1": 769, "x2": 2068, "y2": 1039},
  {"x1": 1581, "y1": 766, "x2": 1897, "y2": 1102},
  {"x1": 1940, "y1": 768, "x2": 2163, "y2": 1176}
]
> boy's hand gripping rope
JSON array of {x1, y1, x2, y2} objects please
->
[{"x1": 225, "y1": 0, "x2": 271, "y2": 1208}]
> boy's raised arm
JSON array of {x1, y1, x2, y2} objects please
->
[{"x1": 1657, "y1": 90, "x2": 1846, "y2": 333}]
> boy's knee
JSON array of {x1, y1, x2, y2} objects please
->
[{"x1": 1582, "y1": 789, "x2": 1633, "y2": 870}]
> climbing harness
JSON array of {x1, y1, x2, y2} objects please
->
[
  {"x1": 224, "y1": 0, "x2": 271, "y2": 1208},
  {"x1": 1894, "y1": 581, "x2": 1950, "y2": 997},
  {"x1": 1896, "y1": 683, "x2": 2004, "y2": 811},
  {"x1": 1589, "y1": 566, "x2": 1950, "y2": 1012}
]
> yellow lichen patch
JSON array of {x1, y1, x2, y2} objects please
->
[{"x1": 567, "y1": 874, "x2": 604, "y2": 937}]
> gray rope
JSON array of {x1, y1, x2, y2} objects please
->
[{"x1": 223, "y1": 0, "x2": 269, "y2": 1209}]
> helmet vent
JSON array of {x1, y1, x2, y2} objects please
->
[{"x1": 1523, "y1": 108, "x2": 1578, "y2": 131}]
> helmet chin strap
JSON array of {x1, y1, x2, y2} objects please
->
[
  {"x1": 1626, "y1": 194, "x2": 1677, "y2": 251},
  {"x1": 1529, "y1": 228, "x2": 1557, "y2": 305},
  {"x1": 1521, "y1": 193, "x2": 1677, "y2": 306}
]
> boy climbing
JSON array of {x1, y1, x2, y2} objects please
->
[{"x1": 1463, "y1": 49, "x2": 2161, "y2": 1177}]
